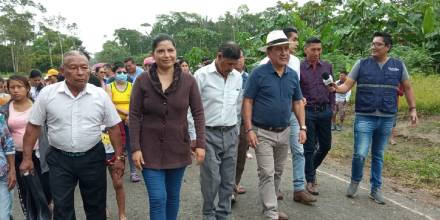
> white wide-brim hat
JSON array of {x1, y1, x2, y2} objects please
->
[{"x1": 259, "y1": 30, "x2": 290, "y2": 52}]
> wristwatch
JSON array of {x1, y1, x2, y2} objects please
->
[{"x1": 300, "y1": 126, "x2": 307, "y2": 131}]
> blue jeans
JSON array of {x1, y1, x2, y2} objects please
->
[
  {"x1": 0, "y1": 175, "x2": 12, "y2": 220},
  {"x1": 289, "y1": 114, "x2": 305, "y2": 192},
  {"x1": 351, "y1": 115, "x2": 394, "y2": 190},
  {"x1": 142, "y1": 167, "x2": 186, "y2": 220}
]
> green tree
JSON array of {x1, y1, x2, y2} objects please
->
[{"x1": 95, "y1": 41, "x2": 130, "y2": 64}]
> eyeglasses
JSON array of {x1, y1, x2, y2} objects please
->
[
  {"x1": 116, "y1": 71, "x2": 126, "y2": 74},
  {"x1": 371, "y1": 42, "x2": 385, "y2": 48}
]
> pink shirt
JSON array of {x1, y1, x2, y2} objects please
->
[{"x1": 8, "y1": 104, "x2": 37, "y2": 152}]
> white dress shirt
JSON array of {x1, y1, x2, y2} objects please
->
[
  {"x1": 29, "y1": 81, "x2": 121, "y2": 152},
  {"x1": 260, "y1": 54, "x2": 301, "y2": 80},
  {"x1": 188, "y1": 61, "x2": 242, "y2": 139}
]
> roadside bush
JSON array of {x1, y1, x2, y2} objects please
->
[
  {"x1": 391, "y1": 45, "x2": 435, "y2": 74},
  {"x1": 321, "y1": 50, "x2": 358, "y2": 76}
]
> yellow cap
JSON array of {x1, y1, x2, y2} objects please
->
[{"x1": 46, "y1": 68, "x2": 59, "y2": 77}]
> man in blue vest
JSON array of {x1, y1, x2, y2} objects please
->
[{"x1": 332, "y1": 32, "x2": 418, "y2": 204}]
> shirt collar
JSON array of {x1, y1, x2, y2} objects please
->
[
  {"x1": 57, "y1": 81, "x2": 91, "y2": 98},
  {"x1": 206, "y1": 60, "x2": 218, "y2": 74},
  {"x1": 266, "y1": 61, "x2": 290, "y2": 77},
  {"x1": 304, "y1": 58, "x2": 323, "y2": 69},
  {"x1": 207, "y1": 60, "x2": 238, "y2": 76}
]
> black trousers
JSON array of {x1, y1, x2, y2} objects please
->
[
  {"x1": 47, "y1": 142, "x2": 107, "y2": 220},
  {"x1": 303, "y1": 107, "x2": 332, "y2": 183}
]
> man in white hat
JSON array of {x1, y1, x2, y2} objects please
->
[
  {"x1": 259, "y1": 27, "x2": 317, "y2": 205},
  {"x1": 243, "y1": 30, "x2": 306, "y2": 220}
]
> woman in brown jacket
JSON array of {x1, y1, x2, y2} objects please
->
[{"x1": 129, "y1": 34, "x2": 206, "y2": 220}]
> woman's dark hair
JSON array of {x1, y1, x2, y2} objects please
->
[
  {"x1": 152, "y1": 34, "x2": 176, "y2": 52},
  {"x1": 88, "y1": 74, "x2": 102, "y2": 87},
  {"x1": 112, "y1": 61, "x2": 125, "y2": 73},
  {"x1": 7, "y1": 75, "x2": 31, "y2": 99},
  {"x1": 95, "y1": 66, "x2": 103, "y2": 74},
  {"x1": 29, "y1": 69, "x2": 42, "y2": 78},
  {"x1": 178, "y1": 59, "x2": 188, "y2": 66}
]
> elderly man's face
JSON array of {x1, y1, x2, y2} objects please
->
[
  {"x1": 62, "y1": 54, "x2": 90, "y2": 92},
  {"x1": 267, "y1": 44, "x2": 290, "y2": 68}
]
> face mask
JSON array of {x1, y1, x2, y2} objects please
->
[{"x1": 115, "y1": 73, "x2": 127, "y2": 82}]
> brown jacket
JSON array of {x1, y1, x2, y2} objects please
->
[{"x1": 129, "y1": 64, "x2": 205, "y2": 169}]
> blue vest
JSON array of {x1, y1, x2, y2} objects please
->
[{"x1": 355, "y1": 57, "x2": 402, "y2": 114}]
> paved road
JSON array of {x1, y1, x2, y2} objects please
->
[{"x1": 12, "y1": 153, "x2": 440, "y2": 220}]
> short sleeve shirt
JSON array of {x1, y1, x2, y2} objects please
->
[
  {"x1": 244, "y1": 62, "x2": 302, "y2": 127},
  {"x1": 29, "y1": 81, "x2": 121, "y2": 152}
]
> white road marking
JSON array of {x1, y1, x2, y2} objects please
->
[{"x1": 317, "y1": 169, "x2": 435, "y2": 220}]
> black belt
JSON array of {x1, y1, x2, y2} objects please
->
[
  {"x1": 51, "y1": 142, "x2": 101, "y2": 157},
  {"x1": 206, "y1": 125, "x2": 236, "y2": 131},
  {"x1": 253, "y1": 122, "x2": 289, "y2": 133},
  {"x1": 306, "y1": 104, "x2": 329, "y2": 112}
]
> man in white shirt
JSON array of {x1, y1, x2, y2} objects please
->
[
  {"x1": 332, "y1": 70, "x2": 352, "y2": 131},
  {"x1": 190, "y1": 42, "x2": 242, "y2": 220},
  {"x1": 20, "y1": 51, "x2": 124, "y2": 220}
]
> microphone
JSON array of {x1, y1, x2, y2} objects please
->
[{"x1": 322, "y1": 72, "x2": 334, "y2": 86}]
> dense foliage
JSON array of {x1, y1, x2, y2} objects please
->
[{"x1": 1, "y1": 0, "x2": 439, "y2": 75}]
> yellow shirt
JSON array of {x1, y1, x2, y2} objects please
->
[{"x1": 110, "y1": 82, "x2": 132, "y2": 120}]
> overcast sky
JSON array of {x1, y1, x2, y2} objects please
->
[{"x1": 35, "y1": 0, "x2": 312, "y2": 54}]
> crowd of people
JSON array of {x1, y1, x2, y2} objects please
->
[{"x1": 0, "y1": 28, "x2": 418, "y2": 220}]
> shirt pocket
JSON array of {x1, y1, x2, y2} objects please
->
[
  {"x1": 225, "y1": 89, "x2": 240, "y2": 105},
  {"x1": 282, "y1": 78, "x2": 296, "y2": 99}
]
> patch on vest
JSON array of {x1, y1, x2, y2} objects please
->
[{"x1": 388, "y1": 67, "x2": 400, "y2": 71}]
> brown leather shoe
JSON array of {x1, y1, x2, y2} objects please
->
[
  {"x1": 306, "y1": 182, "x2": 319, "y2": 195},
  {"x1": 277, "y1": 211, "x2": 288, "y2": 220},
  {"x1": 294, "y1": 190, "x2": 317, "y2": 204}
]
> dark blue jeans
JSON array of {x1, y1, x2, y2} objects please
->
[
  {"x1": 303, "y1": 107, "x2": 332, "y2": 183},
  {"x1": 142, "y1": 166, "x2": 186, "y2": 220}
]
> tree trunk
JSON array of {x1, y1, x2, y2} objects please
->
[
  {"x1": 58, "y1": 33, "x2": 64, "y2": 61},
  {"x1": 48, "y1": 38, "x2": 53, "y2": 67},
  {"x1": 10, "y1": 45, "x2": 18, "y2": 73}
]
